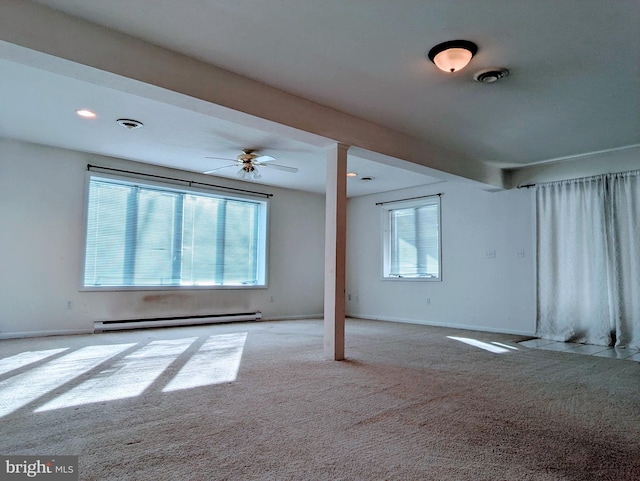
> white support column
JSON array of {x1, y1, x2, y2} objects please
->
[{"x1": 324, "y1": 143, "x2": 349, "y2": 360}]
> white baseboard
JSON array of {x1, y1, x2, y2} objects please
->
[
  {"x1": 0, "y1": 328, "x2": 94, "y2": 340},
  {"x1": 260, "y1": 314, "x2": 323, "y2": 321},
  {"x1": 348, "y1": 314, "x2": 536, "y2": 337},
  {"x1": 0, "y1": 314, "x2": 324, "y2": 339},
  {"x1": 0, "y1": 315, "x2": 535, "y2": 339}
]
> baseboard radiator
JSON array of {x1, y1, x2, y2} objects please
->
[{"x1": 94, "y1": 311, "x2": 262, "y2": 332}]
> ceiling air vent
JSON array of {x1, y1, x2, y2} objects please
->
[
  {"x1": 116, "y1": 118, "x2": 144, "y2": 130},
  {"x1": 473, "y1": 68, "x2": 509, "y2": 83}
]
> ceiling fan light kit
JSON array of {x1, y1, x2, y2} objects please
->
[{"x1": 237, "y1": 164, "x2": 261, "y2": 179}]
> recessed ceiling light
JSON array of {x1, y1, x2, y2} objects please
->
[
  {"x1": 76, "y1": 109, "x2": 96, "y2": 118},
  {"x1": 361, "y1": 176, "x2": 374, "y2": 182},
  {"x1": 346, "y1": 172, "x2": 358, "y2": 177}
]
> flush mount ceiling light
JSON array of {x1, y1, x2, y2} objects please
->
[
  {"x1": 427, "y1": 40, "x2": 478, "y2": 73},
  {"x1": 346, "y1": 172, "x2": 358, "y2": 177},
  {"x1": 116, "y1": 118, "x2": 143, "y2": 130}
]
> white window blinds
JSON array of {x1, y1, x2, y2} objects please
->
[
  {"x1": 382, "y1": 197, "x2": 441, "y2": 280},
  {"x1": 84, "y1": 176, "x2": 267, "y2": 288}
]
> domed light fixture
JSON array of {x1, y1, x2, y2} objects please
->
[{"x1": 427, "y1": 40, "x2": 478, "y2": 73}]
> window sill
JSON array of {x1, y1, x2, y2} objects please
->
[
  {"x1": 382, "y1": 276, "x2": 441, "y2": 282},
  {"x1": 80, "y1": 284, "x2": 268, "y2": 292}
]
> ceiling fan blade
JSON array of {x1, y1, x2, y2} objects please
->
[
  {"x1": 203, "y1": 164, "x2": 236, "y2": 174},
  {"x1": 260, "y1": 163, "x2": 298, "y2": 173},
  {"x1": 253, "y1": 155, "x2": 275, "y2": 163}
]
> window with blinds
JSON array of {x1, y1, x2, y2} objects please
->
[
  {"x1": 83, "y1": 175, "x2": 267, "y2": 288},
  {"x1": 381, "y1": 197, "x2": 441, "y2": 280}
]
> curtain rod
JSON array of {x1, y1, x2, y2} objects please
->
[
  {"x1": 517, "y1": 183, "x2": 536, "y2": 189},
  {"x1": 87, "y1": 164, "x2": 273, "y2": 198},
  {"x1": 375, "y1": 193, "x2": 442, "y2": 206}
]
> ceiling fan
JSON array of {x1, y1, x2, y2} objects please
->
[{"x1": 203, "y1": 149, "x2": 298, "y2": 180}]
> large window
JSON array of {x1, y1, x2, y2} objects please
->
[
  {"x1": 83, "y1": 175, "x2": 268, "y2": 288},
  {"x1": 382, "y1": 196, "x2": 441, "y2": 280}
]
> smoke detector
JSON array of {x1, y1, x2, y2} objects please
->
[
  {"x1": 473, "y1": 68, "x2": 509, "y2": 83},
  {"x1": 116, "y1": 118, "x2": 144, "y2": 130}
]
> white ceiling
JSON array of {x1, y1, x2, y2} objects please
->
[
  {"x1": 0, "y1": 59, "x2": 441, "y2": 196},
  {"x1": 1, "y1": 0, "x2": 639, "y2": 193}
]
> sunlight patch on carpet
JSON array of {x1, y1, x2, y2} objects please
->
[
  {"x1": 0, "y1": 348, "x2": 69, "y2": 376},
  {"x1": 35, "y1": 338, "x2": 196, "y2": 412},
  {"x1": 447, "y1": 336, "x2": 511, "y2": 354},
  {"x1": 163, "y1": 332, "x2": 247, "y2": 392},
  {"x1": 0, "y1": 344, "x2": 134, "y2": 417}
]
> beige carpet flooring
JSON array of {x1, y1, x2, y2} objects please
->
[{"x1": 1, "y1": 319, "x2": 639, "y2": 481}]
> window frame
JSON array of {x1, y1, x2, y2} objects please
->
[
  {"x1": 81, "y1": 172, "x2": 269, "y2": 291},
  {"x1": 380, "y1": 196, "x2": 442, "y2": 282}
]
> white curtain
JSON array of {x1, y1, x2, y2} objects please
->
[
  {"x1": 608, "y1": 172, "x2": 640, "y2": 349},
  {"x1": 536, "y1": 171, "x2": 640, "y2": 349}
]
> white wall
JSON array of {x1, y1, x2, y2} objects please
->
[
  {"x1": 346, "y1": 182, "x2": 536, "y2": 335},
  {"x1": 0, "y1": 139, "x2": 325, "y2": 337},
  {"x1": 0, "y1": 138, "x2": 536, "y2": 338}
]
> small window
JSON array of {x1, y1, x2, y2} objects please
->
[
  {"x1": 382, "y1": 196, "x2": 441, "y2": 280},
  {"x1": 83, "y1": 175, "x2": 268, "y2": 289}
]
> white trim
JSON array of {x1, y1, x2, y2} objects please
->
[
  {"x1": 261, "y1": 314, "x2": 324, "y2": 321},
  {"x1": 0, "y1": 315, "x2": 325, "y2": 338},
  {"x1": 79, "y1": 284, "x2": 269, "y2": 292},
  {"x1": 521, "y1": 143, "x2": 640, "y2": 167},
  {"x1": 349, "y1": 314, "x2": 536, "y2": 337},
  {"x1": 0, "y1": 329, "x2": 94, "y2": 340}
]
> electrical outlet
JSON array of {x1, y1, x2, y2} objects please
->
[
  {"x1": 270, "y1": 296, "x2": 274, "y2": 303},
  {"x1": 426, "y1": 297, "x2": 431, "y2": 306},
  {"x1": 517, "y1": 249, "x2": 525, "y2": 258},
  {"x1": 485, "y1": 249, "x2": 496, "y2": 259},
  {"x1": 66, "y1": 301, "x2": 73, "y2": 310}
]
